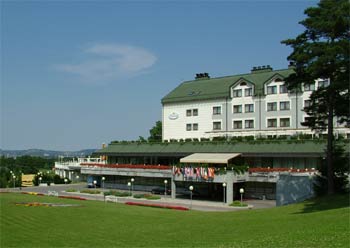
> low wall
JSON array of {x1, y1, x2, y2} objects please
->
[{"x1": 276, "y1": 174, "x2": 314, "y2": 206}]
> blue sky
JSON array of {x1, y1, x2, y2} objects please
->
[{"x1": 1, "y1": 0, "x2": 317, "y2": 151}]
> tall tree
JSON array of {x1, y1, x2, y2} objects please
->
[
  {"x1": 148, "y1": 121, "x2": 162, "y2": 142},
  {"x1": 282, "y1": 0, "x2": 350, "y2": 194}
]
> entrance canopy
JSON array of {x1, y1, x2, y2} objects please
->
[{"x1": 180, "y1": 153, "x2": 241, "y2": 164}]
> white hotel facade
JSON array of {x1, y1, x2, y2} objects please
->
[{"x1": 162, "y1": 65, "x2": 349, "y2": 141}]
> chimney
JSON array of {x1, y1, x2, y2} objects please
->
[
  {"x1": 251, "y1": 65, "x2": 273, "y2": 73},
  {"x1": 195, "y1": 72, "x2": 210, "y2": 80}
]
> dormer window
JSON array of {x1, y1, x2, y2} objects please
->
[
  {"x1": 267, "y1": 86, "x2": 277, "y2": 94},
  {"x1": 245, "y1": 88, "x2": 253, "y2": 96},
  {"x1": 280, "y1": 84, "x2": 288, "y2": 94},
  {"x1": 233, "y1": 89, "x2": 242, "y2": 98}
]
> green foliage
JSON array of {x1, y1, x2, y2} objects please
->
[
  {"x1": 229, "y1": 201, "x2": 248, "y2": 207},
  {"x1": 314, "y1": 143, "x2": 349, "y2": 195},
  {"x1": 133, "y1": 194, "x2": 161, "y2": 200},
  {"x1": 104, "y1": 190, "x2": 131, "y2": 197},
  {"x1": 66, "y1": 188, "x2": 78, "y2": 192},
  {"x1": 148, "y1": 121, "x2": 162, "y2": 142},
  {"x1": 80, "y1": 189, "x2": 101, "y2": 194},
  {"x1": 282, "y1": 0, "x2": 350, "y2": 194}
]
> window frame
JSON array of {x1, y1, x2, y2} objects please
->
[
  {"x1": 244, "y1": 104, "x2": 254, "y2": 113},
  {"x1": 213, "y1": 106, "x2": 222, "y2": 115},
  {"x1": 186, "y1": 123, "x2": 192, "y2": 131},
  {"x1": 233, "y1": 89, "x2": 242, "y2": 98},
  {"x1": 279, "y1": 84, "x2": 288, "y2": 94},
  {"x1": 267, "y1": 118, "x2": 277, "y2": 128},
  {"x1": 280, "y1": 118, "x2": 290, "y2": 128},
  {"x1": 244, "y1": 119, "x2": 254, "y2": 129},
  {"x1": 267, "y1": 85, "x2": 277, "y2": 95},
  {"x1": 267, "y1": 102, "x2": 277, "y2": 112},
  {"x1": 245, "y1": 88, "x2": 253, "y2": 97},
  {"x1": 233, "y1": 120, "x2": 242, "y2": 129},
  {"x1": 213, "y1": 121, "x2": 222, "y2": 130},
  {"x1": 233, "y1": 105, "x2": 242, "y2": 114},
  {"x1": 280, "y1": 101, "x2": 290, "y2": 111}
]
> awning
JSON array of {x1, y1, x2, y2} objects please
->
[{"x1": 180, "y1": 153, "x2": 241, "y2": 164}]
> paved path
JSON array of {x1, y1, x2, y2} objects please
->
[{"x1": 1, "y1": 184, "x2": 276, "y2": 212}]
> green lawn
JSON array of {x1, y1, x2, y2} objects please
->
[{"x1": 0, "y1": 193, "x2": 349, "y2": 248}]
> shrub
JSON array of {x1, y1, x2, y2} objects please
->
[
  {"x1": 229, "y1": 201, "x2": 248, "y2": 207},
  {"x1": 66, "y1": 188, "x2": 77, "y2": 192},
  {"x1": 80, "y1": 189, "x2": 101, "y2": 194}
]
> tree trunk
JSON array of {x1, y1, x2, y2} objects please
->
[{"x1": 327, "y1": 93, "x2": 335, "y2": 195}]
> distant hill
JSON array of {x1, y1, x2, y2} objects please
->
[{"x1": 0, "y1": 148, "x2": 98, "y2": 158}]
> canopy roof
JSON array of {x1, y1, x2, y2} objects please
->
[{"x1": 180, "y1": 153, "x2": 241, "y2": 164}]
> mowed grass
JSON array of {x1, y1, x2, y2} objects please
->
[{"x1": 0, "y1": 193, "x2": 349, "y2": 248}]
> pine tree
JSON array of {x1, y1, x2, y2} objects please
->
[{"x1": 282, "y1": 0, "x2": 350, "y2": 194}]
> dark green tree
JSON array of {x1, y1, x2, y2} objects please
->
[
  {"x1": 148, "y1": 121, "x2": 162, "y2": 142},
  {"x1": 282, "y1": 0, "x2": 350, "y2": 194}
]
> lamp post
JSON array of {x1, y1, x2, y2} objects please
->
[
  {"x1": 39, "y1": 177, "x2": 42, "y2": 186},
  {"x1": 102, "y1": 177, "x2": 105, "y2": 190},
  {"x1": 12, "y1": 175, "x2": 16, "y2": 189},
  {"x1": 127, "y1": 182, "x2": 131, "y2": 196},
  {"x1": 64, "y1": 178, "x2": 68, "y2": 185},
  {"x1": 93, "y1": 180, "x2": 97, "y2": 190},
  {"x1": 164, "y1": 180, "x2": 168, "y2": 197},
  {"x1": 222, "y1": 182, "x2": 227, "y2": 204},
  {"x1": 131, "y1": 178, "x2": 134, "y2": 196},
  {"x1": 189, "y1": 185, "x2": 194, "y2": 209},
  {"x1": 239, "y1": 188, "x2": 244, "y2": 206},
  {"x1": 76, "y1": 175, "x2": 79, "y2": 182}
]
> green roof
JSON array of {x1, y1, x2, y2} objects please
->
[
  {"x1": 93, "y1": 140, "x2": 339, "y2": 157},
  {"x1": 161, "y1": 68, "x2": 294, "y2": 104}
]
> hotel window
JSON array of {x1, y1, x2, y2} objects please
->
[
  {"x1": 233, "y1": 105, "x2": 242, "y2": 113},
  {"x1": 213, "y1": 106, "x2": 221, "y2": 115},
  {"x1": 280, "y1": 118, "x2": 290, "y2": 127},
  {"x1": 280, "y1": 84, "x2": 288, "y2": 94},
  {"x1": 267, "y1": 118, "x2": 277, "y2": 128},
  {"x1": 245, "y1": 88, "x2": 253, "y2": 97},
  {"x1": 245, "y1": 120, "x2": 254, "y2": 129},
  {"x1": 304, "y1": 100, "x2": 311, "y2": 109},
  {"x1": 304, "y1": 83, "x2": 315, "y2": 91},
  {"x1": 233, "y1": 89, "x2": 242, "y2": 98},
  {"x1": 193, "y1": 123, "x2": 198, "y2": 131},
  {"x1": 186, "y1": 109, "x2": 192, "y2": 116},
  {"x1": 186, "y1": 124, "x2": 192, "y2": 131},
  {"x1": 233, "y1": 121, "x2": 242, "y2": 129},
  {"x1": 245, "y1": 104, "x2": 254, "y2": 113},
  {"x1": 267, "y1": 102, "x2": 277, "y2": 111},
  {"x1": 280, "y1": 101, "x2": 290, "y2": 111},
  {"x1": 193, "y1": 109, "x2": 198, "y2": 116},
  {"x1": 267, "y1": 85, "x2": 277, "y2": 94},
  {"x1": 318, "y1": 80, "x2": 329, "y2": 89},
  {"x1": 213, "y1": 122, "x2": 221, "y2": 130}
]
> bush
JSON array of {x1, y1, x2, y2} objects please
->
[
  {"x1": 229, "y1": 201, "x2": 248, "y2": 207},
  {"x1": 66, "y1": 188, "x2": 77, "y2": 192},
  {"x1": 80, "y1": 189, "x2": 101, "y2": 194},
  {"x1": 132, "y1": 194, "x2": 161, "y2": 200}
]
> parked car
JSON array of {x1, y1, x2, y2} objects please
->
[{"x1": 151, "y1": 187, "x2": 171, "y2": 195}]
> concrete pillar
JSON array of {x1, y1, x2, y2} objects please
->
[
  {"x1": 171, "y1": 178, "x2": 176, "y2": 199},
  {"x1": 226, "y1": 179, "x2": 234, "y2": 204}
]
